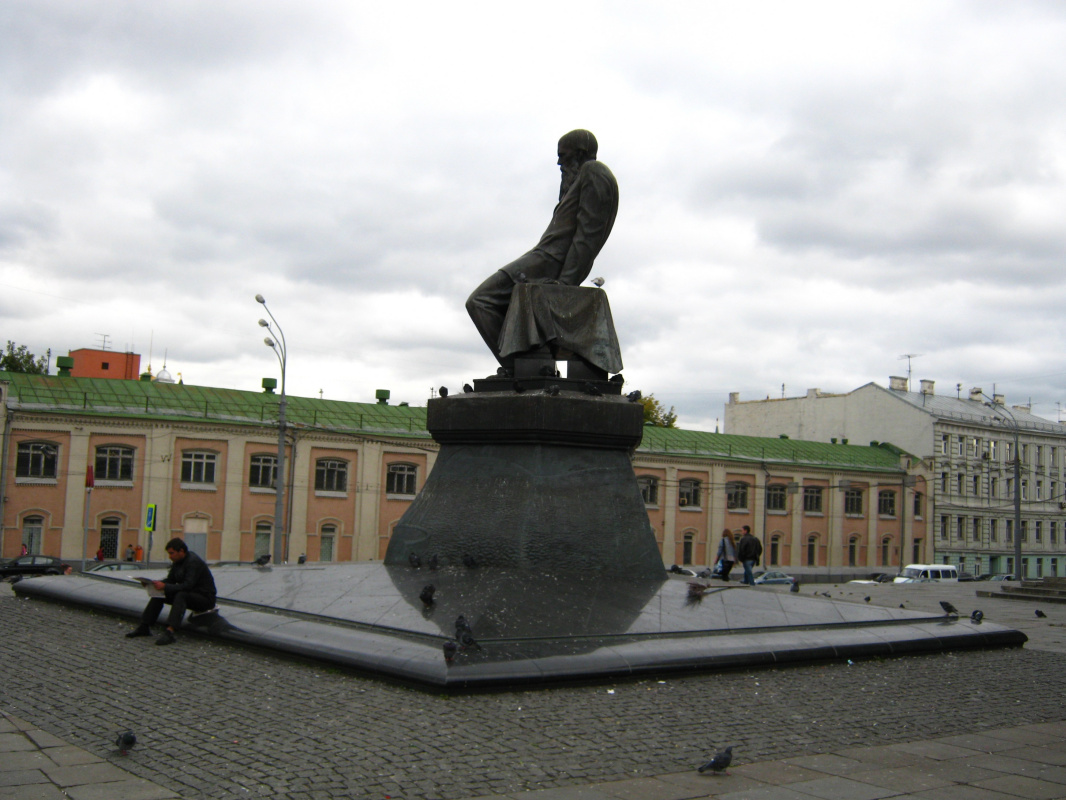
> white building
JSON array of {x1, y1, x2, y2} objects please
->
[{"x1": 725, "y1": 377, "x2": 1066, "y2": 578}]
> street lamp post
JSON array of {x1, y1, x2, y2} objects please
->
[
  {"x1": 256, "y1": 294, "x2": 287, "y2": 566},
  {"x1": 983, "y1": 394, "x2": 1023, "y2": 581}
]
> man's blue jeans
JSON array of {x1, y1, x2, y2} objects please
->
[{"x1": 742, "y1": 560, "x2": 755, "y2": 585}]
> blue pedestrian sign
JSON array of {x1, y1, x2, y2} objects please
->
[{"x1": 145, "y1": 503, "x2": 157, "y2": 532}]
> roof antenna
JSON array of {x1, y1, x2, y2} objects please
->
[{"x1": 897, "y1": 353, "x2": 922, "y2": 391}]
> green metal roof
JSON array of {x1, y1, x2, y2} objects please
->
[
  {"x1": 638, "y1": 425, "x2": 907, "y2": 472},
  {"x1": 0, "y1": 372, "x2": 431, "y2": 440},
  {"x1": 1, "y1": 372, "x2": 907, "y2": 470}
]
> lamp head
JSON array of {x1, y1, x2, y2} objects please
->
[
  {"x1": 264, "y1": 337, "x2": 275, "y2": 348},
  {"x1": 255, "y1": 294, "x2": 266, "y2": 304},
  {"x1": 258, "y1": 319, "x2": 269, "y2": 328}
]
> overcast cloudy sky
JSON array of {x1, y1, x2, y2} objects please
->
[{"x1": 2, "y1": 1, "x2": 1065, "y2": 430}]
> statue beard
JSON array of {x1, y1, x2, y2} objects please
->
[{"x1": 559, "y1": 164, "x2": 580, "y2": 199}]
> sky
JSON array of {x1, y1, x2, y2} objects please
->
[{"x1": 2, "y1": 1, "x2": 1066, "y2": 430}]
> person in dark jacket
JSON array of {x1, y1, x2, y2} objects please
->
[
  {"x1": 124, "y1": 537, "x2": 217, "y2": 646},
  {"x1": 736, "y1": 525, "x2": 763, "y2": 586}
]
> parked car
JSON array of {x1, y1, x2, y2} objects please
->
[
  {"x1": 957, "y1": 571, "x2": 976, "y2": 582},
  {"x1": 988, "y1": 574, "x2": 1016, "y2": 581},
  {"x1": 0, "y1": 554, "x2": 66, "y2": 579},
  {"x1": 754, "y1": 570, "x2": 796, "y2": 585},
  {"x1": 85, "y1": 562, "x2": 144, "y2": 573}
]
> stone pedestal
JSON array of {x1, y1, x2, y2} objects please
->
[{"x1": 384, "y1": 389, "x2": 665, "y2": 578}]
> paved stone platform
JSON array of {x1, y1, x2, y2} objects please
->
[
  {"x1": 12, "y1": 565, "x2": 1027, "y2": 688},
  {"x1": 3, "y1": 579, "x2": 1063, "y2": 799}
]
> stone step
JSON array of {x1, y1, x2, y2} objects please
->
[{"x1": 975, "y1": 587, "x2": 1066, "y2": 603}]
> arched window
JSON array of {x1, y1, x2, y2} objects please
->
[
  {"x1": 16, "y1": 441, "x2": 58, "y2": 480},
  {"x1": 806, "y1": 535, "x2": 818, "y2": 567},
  {"x1": 881, "y1": 536, "x2": 893, "y2": 566},
  {"x1": 255, "y1": 521, "x2": 272, "y2": 558},
  {"x1": 726, "y1": 481, "x2": 749, "y2": 510},
  {"x1": 679, "y1": 479, "x2": 701, "y2": 508},
  {"x1": 682, "y1": 532, "x2": 694, "y2": 565},
  {"x1": 386, "y1": 463, "x2": 418, "y2": 496},
  {"x1": 95, "y1": 445, "x2": 134, "y2": 482},
  {"x1": 249, "y1": 454, "x2": 277, "y2": 489},
  {"x1": 22, "y1": 516, "x2": 44, "y2": 553},
  {"x1": 848, "y1": 536, "x2": 860, "y2": 567},
  {"x1": 100, "y1": 517, "x2": 121, "y2": 559},
  {"x1": 315, "y1": 459, "x2": 348, "y2": 493},
  {"x1": 320, "y1": 523, "x2": 336, "y2": 562},
  {"x1": 769, "y1": 535, "x2": 781, "y2": 566},
  {"x1": 637, "y1": 476, "x2": 659, "y2": 506}
]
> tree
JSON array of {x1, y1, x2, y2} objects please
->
[
  {"x1": 639, "y1": 394, "x2": 677, "y2": 428},
  {"x1": 1, "y1": 341, "x2": 48, "y2": 374}
]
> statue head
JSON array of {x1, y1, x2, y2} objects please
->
[{"x1": 558, "y1": 129, "x2": 598, "y2": 162}]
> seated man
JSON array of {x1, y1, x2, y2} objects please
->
[
  {"x1": 466, "y1": 129, "x2": 618, "y2": 375},
  {"x1": 125, "y1": 537, "x2": 217, "y2": 646}
]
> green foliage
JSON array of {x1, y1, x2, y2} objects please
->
[
  {"x1": 1, "y1": 341, "x2": 48, "y2": 374},
  {"x1": 640, "y1": 394, "x2": 677, "y2": 428}
]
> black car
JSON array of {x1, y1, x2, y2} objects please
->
[{"x1": 0, "y1": 554, "x2": 66, "y2": 579}]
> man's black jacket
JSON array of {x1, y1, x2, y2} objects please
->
[
  {"x1": 736, "y1": 534, "x2": 763, "y2": 565},
  {"x1": 163, "y1": 551, "x2": 217, "y2": 603}
]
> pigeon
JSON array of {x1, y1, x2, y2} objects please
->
[
  {"x1": 428, "y1": 554, "x2": 439, "y2": 570},
  {"x1": 940, "y1": 601, "x2": 959, "y2": 616},
  {"x1": 254, "y1": 554, "x2": 271, "y2": 567},
  {"x1": 698, "y1": 745, "x2": 733, "y2": 775},
  {"x1": 583, "y1": 382, "x2": 602, "y2": 396},
  {"x1": 864, "y1": 596, "x2": 871, "y2": 603},
  {"x1": 546, "y1": 384, "x2": 560, "y2": 396},
  {"x1": 463, "y1": 383, "x2": 474, "y2": 393},
  {"x1": 438, "y1": 386, "x2": 449, "y2": 398},
  {"x1": 115, "y1": 730, "x2": 137, "y2": 755},
  {"x1": 419, "y1": 584, "x2": 436, "y2": 607},
  {"x1": 463, "y1": 554, "x2": 478, "y2": 568},
  {"x1": 971, "y1": 609, "x2": 984, "y2": 624},
  {"x1": 591, "y1": 276, "x2": 605, "y2": 287},
  {"x1": 443, "y1": 640, "x2": 458, "y2": 663},
  {"x1": 790, "y1": 581, "x2": 800, "y2": 593},
  {"x1": 408, "y1": 552, "x2": 422, "y2": 569},
  {"x1": 899, "y1": 604, "x2": 906, "y2": 609},
  {"x1": 297, "y1": 554, "x2": 307, "y2": 564},
  {"x1": 626, "y1": 390, "x2": 642, "y2": 403},
  {"x1": 455, "y1": 615, "x2": 480, "y2": 649},
  {"x1": 1036, "y1": 609, "x2": 1047, "y2": 618},
  {"x1": 513, "y1": 381, "x2": 526, "y2": 394}
]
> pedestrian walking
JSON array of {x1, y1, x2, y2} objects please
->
[
  {"x1": 715, "y1": 529, "x2": 738, "y2": 581},
  {"x1": 736, "y1": 525, "x2": 763, "y2": 586}
]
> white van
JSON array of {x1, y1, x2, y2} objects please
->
[{"x1": 894, "y1": 564, "x2": 959, "y2": 583}]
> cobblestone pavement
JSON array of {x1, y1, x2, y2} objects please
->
[{"x1": 3, "y1": 581, "x2": 1065, "y2": 800}]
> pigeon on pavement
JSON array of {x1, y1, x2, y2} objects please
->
[
  {"x1": 254, "y1": 554, "x2": 271, "y2": 567},
  {"x1": 1036, "y1": 609, "x2": 1047, "y2": 618},
  {"x1": 420, "y1": 584, "x2": 436, "y2": 607},
  {"x1": 408, "y1": 552, "x2": 421, "y2": 569},
  {"x1": 115, "y1": 730, "x2": 137, "y2": 755},
  {"x1": 698, "y1": 745, "x2": 734, "y2": 775},
  {"x1": 443, "y1": 640, "x2": 458, "y2": 663},
  {"x1": 940, "y1": 601, "x2": 959, "y2": 616}
]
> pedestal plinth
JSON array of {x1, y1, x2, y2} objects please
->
[{"x1": 384, "y1": 390, "x2": 665, "y2": 578}]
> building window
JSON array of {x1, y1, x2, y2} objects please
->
[
  {"x1": 972, "y1": 518, "x2": 981, "y2": 541},
  {"x1": 386, "y1": 463, "x2": 417, "y2": 496},
  {"x1": 972, "y1": 475, "x2": 980, "y2": 496},
  {"x1": 726, "y1": 481, "x2": 749, "y2": 510},
  {"x1": 940, "y1": 472, "x2": 948, "y2": 493},
  {"x1": 806, "y1": 535, "x2": 818, "y2": 566},
  {"x1": 848, "y1": 536, "x2": 859, "y2": 567},
  {"x1": 803, "y1": 487, "x2": 823, "y2": 514},
  {"x1": 1037, "y1": 480, "x2": 1044, "y2": 500},
  {"x1": 844, "y1": 488, "x2": 863, "y2": 515},
  {"x1": 16, "y1": 442, "x2": 58, "y2": 479},
  {"x1": 254, "y1": 521, "x2": 272, "y2": 558},
  {"x1": 990, "y1": 519, "x2": 998, "y2": 543},
  {"x1": 957, "y1": 436, "x2": 965, "y2": 456},
  {"x1": 249, "y1": 454, "x2": 278, "y2": 489},
  {"x1": 766, "y1": 484, "x2": 787, "y2": 512},
  {"x1": 100, "y1": 516, "x2": 121, "y2": 560},
  {"x1": 21, "y1": 516, "x2": 44, "y2": 553},
  {"x1": 181, "y1": 451, "x2": 217, "y2": 485},
  {"x1": 989, "y1": 440, "x2": 997, "y2": 460},
  {"x1": 1021, "y1": 479, "x2": 1029, "y2": 500},
  {"x1": 769, "y1": 535, "x2": 781, "y2": 566},
  {"x1": 940, "y1": 434, "x2": 950, "y2": 454},
  {"x1": 320, "y1": 523, "x2": 336, "y2": 562},
  {"x1": 1021, "y1": 520, "x2": 1028, "y2": 543},
  {"x1": 1037, "y1": 558, "x2": 1044, "y2": 578},
  {"x1": 956, "y1": 516, "x2": 965, "y2": 540},
  {"x1": 913, "y1": 492, "x2": 923, "y2": 518},
  {"x1": 1051, "y1": 522, "x2": 1058, "y2": 545},
  {"x1": 956, "y1": 474, "x2": 964, "y2": 495},
  {"x1": 1021, "y1": 444, "x2": 1029, "y2": 463},
  {"x1": 1035, "y1": 521, "x2": 1042, "y2": 543},
  {"x1": 913, "y1": 539, "x2": 922, "y2": 563},
  {"x1": 940, "y1": 515, "x2": 949, "y2": 540},
  {"x1": 1006, "y1": 519, "x2": 1013, "y2": 543},
  {"x1": 679, "y1": 479, "x2": 701, "y2": 508},
  {"x1": 637, "y1": 476, "x2": 659, "y2": 506},
  {"x1": 315, "y1": 459, "x2": 349, "y2": 493},
  {"x1": 95, "y1": 445, "x2": 134, "y2": 482},
  {"x1": 682, "y1": 532, "x2": 694, "y2": 565},
  {"x1": 878, "y1": 490, "x2": 896, "y2": 517},
  {"x1": 990, "y1": 477, "x2": 998, "y2": 499},
  {"x1": 1007, "y1": 477, "x2": 1014, "y2": 498}
]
